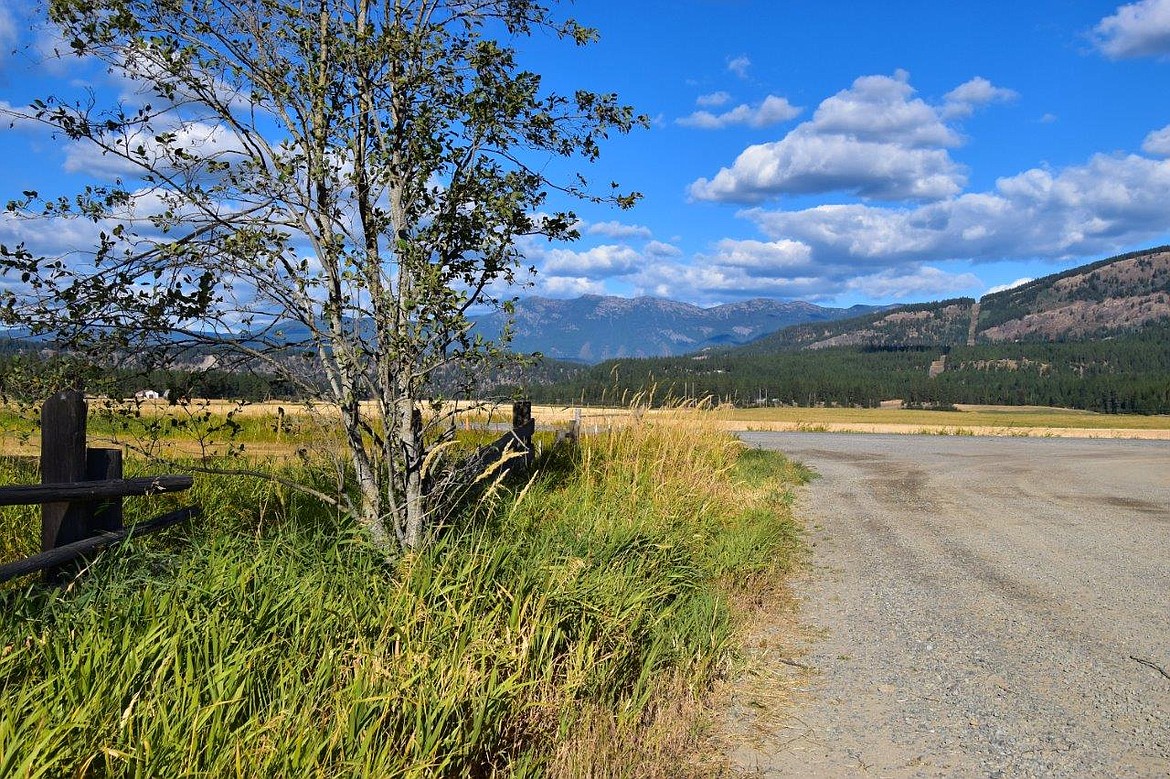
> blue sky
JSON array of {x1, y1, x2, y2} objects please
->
[{"x1": 2, "y1": 0, "x2": 1170, "y2": 307}]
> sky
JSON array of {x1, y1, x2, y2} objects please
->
[{"x1": 1, "y1": 0, "x2": 1170, "y2": 308}]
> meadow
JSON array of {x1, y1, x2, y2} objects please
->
[
  {"x1": 528, "y1": 402, "x2": 1170, "y2": 438},
  {"x1": 0, "y1": 404, "x2": 808, "y2": 777}
]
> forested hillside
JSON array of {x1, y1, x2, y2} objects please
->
[
  {"x1": 522, "y1": 247, "x2": 1170, "y2": 414},
  {"x1": 525, "y1": 325, "x2": 1170, "y2": 414},
  {"x1": 977, "y1": 246, "x2": 1170, "y2": 340},
  {"x1": 735, "y1": 298, "x2": 976, "y2": 354}
]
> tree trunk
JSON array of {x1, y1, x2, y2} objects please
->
[{"x1": 401, "y1": 398, "x2": 424, "y2": 548}]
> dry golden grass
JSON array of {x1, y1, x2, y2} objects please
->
[{"x1": 4, "y1": 399, "x2": 1165, "y2": 461}]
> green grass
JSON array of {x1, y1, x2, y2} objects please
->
[{"x1": 0, "y1": 414, "x2": 807, "y2": 776}]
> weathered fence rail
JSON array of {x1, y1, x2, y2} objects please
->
[
  {"x1": 466, "y1": 401, "x2": 535, "y2": 476},
  {"x1": 1, "y1": 396, "x2": 545, "y2": 585},
  {"x1": 0, "y1": 390, "x2": 200, "y2": 584}
]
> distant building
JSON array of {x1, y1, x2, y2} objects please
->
[{"x1": 134, "y1": 389, "x2": 161, "y2": 400}]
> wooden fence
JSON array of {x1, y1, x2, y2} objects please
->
[
  {"x1": 466, "y1": 400, "x2": 536, "y2": 476},
  {"x1": 0, "y1": 396, "x2": 542, "y2": 585},
  {"x1": 0, "y1": 390, "x2": 199, "y2": 584}
]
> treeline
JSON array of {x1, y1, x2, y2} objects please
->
[
  {"x1": 520, "y1": 326, "x2": 1170, "y2": 414},
  {"x1": 0, "y1": 351, "x2": 297, "y2": 403}
]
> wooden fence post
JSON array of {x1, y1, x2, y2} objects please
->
[
  {"x1": 512, "y1": 401, "x2": 533, "y2": 467},
  {"x1": 86, "y1": 448, "x2": 124, "y2": 532},
  {"x1": 41, "y1": 390, "x2": 89, "y2": 554}
]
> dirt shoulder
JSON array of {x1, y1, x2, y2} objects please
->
[{"x1": 723, "y1": 433, "x2": 1170, "y2": 778}]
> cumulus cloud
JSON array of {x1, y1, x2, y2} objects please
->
[
  {"x1": 585, "y1": 220, "x2": 652, "y2": 239},
  {"x1": 696, "y1": 91, "x2": 732, "y2": 108},
  {"x1": 812, "y1": 71, "x2": 958, "y2": 147},
  {"x1": 727, "y1": 55, "x2": 751, "y2": 79},
  {"x1": 537, "y1": 275, "x2": 608, "y2": 297},
  {"x1": 745, "y1": 151, "x2": 1170, "y2": 264},
  {"x1": 690, "y1": 131, "x2": 965, "y2": 203},
  {"x1": 644, "y1": 240, "x2": 682, "y2": 258},
  {"x1": 0, "y1": 185, "x2": 188, "y2": 262},
  {"x1": 1094, "y1": 0, "x2": 1170, "y2": 59},
  {"x1": 843, "y1": 266, "x2": 981, "y2": 300},
  {"x1": 689, "y1": 71, "x2": 970, "y2": 204},
  {"x1": 61, "y1": 120, "x2": 248, "y2": 180},
  {"x1": 1142, "y1": 124, "x2": 1170, "y2": 156},
  {"x1": 677, "y1": 95, "x2": 802, "y2": 129},
  {"x1": 541, "y1": 244, "x2": 642, "y2": 279},
  {"x1": 632, "y1": 261, "x2": 836, "y2": 302},
  {"x1": 942, "y1": 77, "x2": 1019, "y2": 119},
  {"x1": 986, "y1": 277, "x2": 1033, "y2": 294},
  {"x1": 624, "y1": 255, "x2": 981, "y2": 304},
  {"x1": 699, "y1": 238, "x2": 813, "y2": 276}
]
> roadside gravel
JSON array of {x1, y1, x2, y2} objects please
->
[{"x1": 726, "y1": 433, "x2": 1170, "y2": 778}]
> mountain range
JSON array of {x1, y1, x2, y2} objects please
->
[
  {"x1": 519, "y1": 246, "x2": 1170, "y2": 414},
  {"x1": 471, "y1": 296, "x2": 880, "y2": 362}
]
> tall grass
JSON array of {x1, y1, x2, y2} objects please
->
[{"x1": 0, "y1": 411, "x2": 807, "y2": 776}]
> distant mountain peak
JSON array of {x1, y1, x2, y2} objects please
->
[{"x1": 471, "y1": 295, "x2": 881, "y2": 363}]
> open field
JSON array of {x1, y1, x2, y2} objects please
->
[
  {"x1": 530, "y1": 403, "x2": 1170, "y2": 439},
  {"x1": 2, "y1": 401, "x2": 1167, "y2": 460},
  {"x1": 710, "y1": 404, "x2": 1170, "y2": 439}
]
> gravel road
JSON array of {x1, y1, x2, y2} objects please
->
[{"x1": 729, "y1": 433, "x2": 1170, "y2": 778}]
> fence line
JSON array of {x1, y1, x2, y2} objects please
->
[
  {"x1": 1, "y1": 395, "x2": 541, "y2": 585},
  {"x1": 0, "y1": 389, "x2": 200, "y2": 584}
]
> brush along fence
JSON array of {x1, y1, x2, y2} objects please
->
[
  {"x1": 463, "y1": 401, "x2": 536, "y2": 477},
  {"x1": 0, "y1": 389, "x2": 199, "y2": 584},
  {"x1": 0, "y1": 396, "x2": 542, "y2": 585}
]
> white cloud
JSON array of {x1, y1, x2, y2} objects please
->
[
  {"x1": 689, "y1": 72, "x2": 968, "y2": 204},
  {"x1": 0, "y1": 6, "x2": 18, "y2": 60},
  {"x1": 699, "y1": 238, "x2": 813, "y2": 276},
  {"x1": 812, "y1": 71, "x2": 958, "y2": 147},
  {"x1": 625, "y1": 254, "x2": 981, "y2": 304},
  {"x1": 632, "y1": 261, "x2": 835, "y2": 302},
  {"x1": 0, "y1": 100, "x2": 43, "y2": 132},
  {"x1": 541, "y1": 244, "x2": 642, "y2": 279},
  {"x1": 677, "y1": 95, "x2": 802, "y2": 130},
  {"x1": 1142, "y1": 124, "x2": 1170, "y2": 156},
  {"x1": 745, "y1": 151, "x2": 1170, "y2": 264},
  {"x1": 696, "y1": 91, "x2": 732, "y2": 108},
  {"x1": 942, "y1": 77, "x2": 1019, "y2": 119},
  {"x1": 690, "y1": 131, "x2": 965, "y2": 203},
  {"x1": 61, "y1": 119, "x2": 248, "y2": 180},
  {"x1": 986, "y1": 277, "x2": 1033, "y2": 294},
  {"x1": 1094, "y1": 0, "x2": 1170, "y2": 59},
  {"x1": 843, "y1": 267, "x2": 981, "y2": 300},
  {"x1": 727, "y1": 55, "x2": 751, "y2": 79},
  {"x1": 644, "y1": 240, "x2": 682, "y2": 258},
  {"x1": 537, "y1": 275, "x2": 608, "y2": 298},
  {"x1": 585, "y1": 220, "x2": 652, "y2": 239}
]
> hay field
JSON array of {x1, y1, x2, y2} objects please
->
[{"x1": 2, "y1": 400, "x2": 1167, "y2": 460}]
